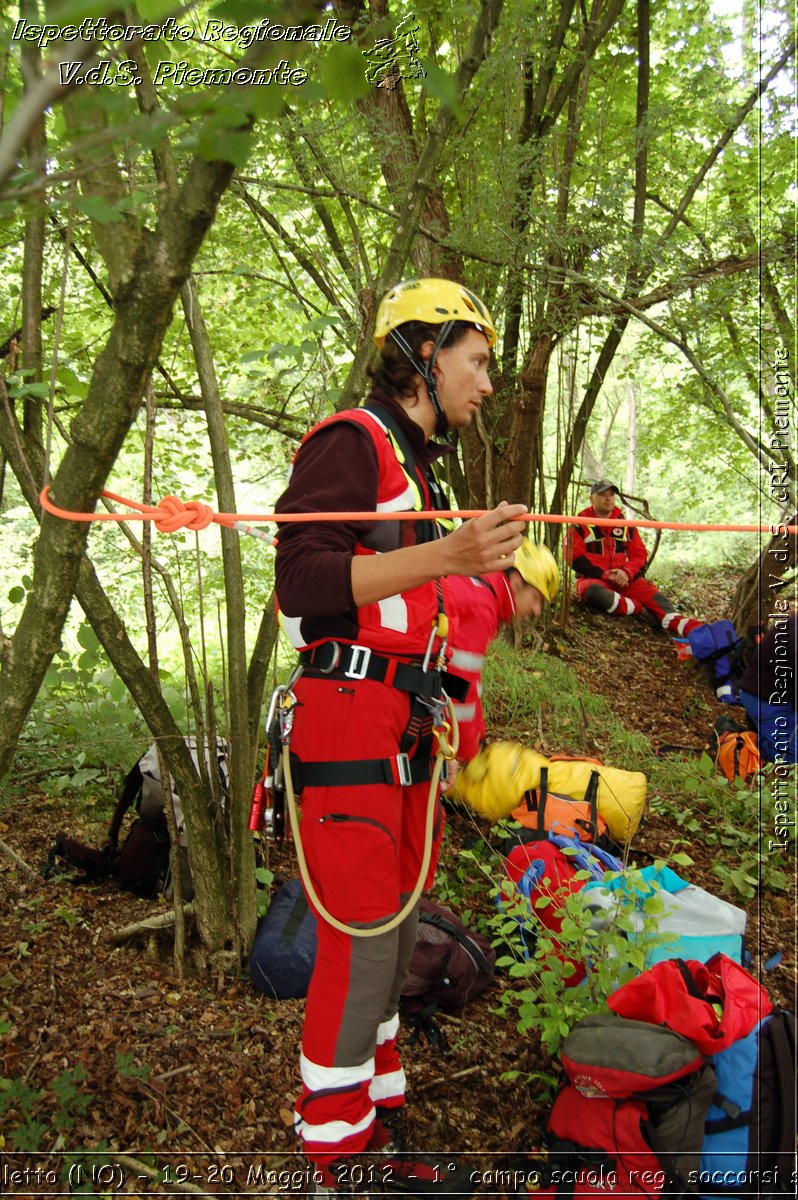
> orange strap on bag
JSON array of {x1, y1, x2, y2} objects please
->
[
  {"x1": 511, "y1": 767, "x2": 608, "y2": 844},
  {"x1": 715, "y1": 730, "x2": 763, "y2": 784}
]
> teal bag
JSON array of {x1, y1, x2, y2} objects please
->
[{"x1": 583, "y1": 866, "x2": 746, "y2": 966}]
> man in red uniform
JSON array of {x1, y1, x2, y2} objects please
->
[
  {"x1": 566, "y1": 481, "x2": 702, "y2": 636},
  {"x1": 274, "y1": 278, "x2": 526, "y2": 1192},
  {"x1": 444, "y1": 541, "x2": 560, "y2": 765}
]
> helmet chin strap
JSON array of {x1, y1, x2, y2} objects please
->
[{"x1": 389, "y1": 322, "x2": 455, "y2": 438}]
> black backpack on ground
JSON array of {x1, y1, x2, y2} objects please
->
[
  {"x1": 43, "y1": 738, "x2": 228, "y2": 899},
  {"x1": 399, "y1": 898, "x2": 496, "y2": 1050}
]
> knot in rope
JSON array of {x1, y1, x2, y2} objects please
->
[{"x1": 154, "y1": 495, "x2": 216, "y2": 533}]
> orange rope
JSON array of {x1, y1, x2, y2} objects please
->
[{"x1": 39, "y1": 486, "x2": 798, "y2": 536}]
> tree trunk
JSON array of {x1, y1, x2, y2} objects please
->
[
  {"x1": 337, "y1": 0, "x2": 506, "y2": 410},
  {"x1": 731, "y1": 520, "x2": 797, "y2": 637},
  {"x1": 497, "y1": 334, "x2": 552, "y2": 505},
  {"x1": 624, "y1": 378, "x2": 637, "y2": 496},
  {"x1": 20, "y1": 13, "x2": 45, "y2": 460},
  {"x1": 0, "y1": 53, "x2": 271, "y2": 779},
  {"x1": 183, "y1": 276, "x2": 258, "y2": 958}
]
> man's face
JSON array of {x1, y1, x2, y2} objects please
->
[
  {"x1": 431, "y1": 328, "x2": 493, "y2": 429},
  {"x1": 591, "y1": 488, "x2": 617, "y2": 517},
  {"x1": 515, "y1": 583, "x2": 544, "y2": 619}
]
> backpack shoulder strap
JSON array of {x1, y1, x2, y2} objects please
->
[
  {"x1": 419, "y1": 912, "x2": 495, "y2": 978},
  {"x1": 107, "y1": 760, "x2": 143, "y2": 849},
  {"x1": 584, "y1": 769, "x2": 600, "y2": 841},
  {"x1": 279, "y1": 887, "x2": 311, "y2": 946},
  {"x1": 750, "y1": 1010, "x2": 797, "y2": 1171}
]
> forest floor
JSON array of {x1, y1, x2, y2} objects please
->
[{"x1": 1, "y1": 567, "x2": 795, "y2": 1198}]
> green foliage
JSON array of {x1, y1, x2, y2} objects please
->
[
  {"x1": 482, "y1": 638, "x2": 651, "y2": 766},
  {"x1": 649, "y1": 754, "x2": 795, "y2": 900},
  {"x1": 492, "y1": 862, "x2": 675, "y2": 1057},
  {"x1": 115, "y1": 1051, "x2": 151, "y2": 1082},
  {"x1": 435, "y1": 834, "x2": 503, "y2": 934},
  {"x1": 0, "y1": 1063, "x2": 93, "y2": 1152},
  {"x1": 11, "y1": 638, "x2": 144, "y2": 800},
  {"x1": 255, "y1": 865, "x2": 275, "y2": 917}
]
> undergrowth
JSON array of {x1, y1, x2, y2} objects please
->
[
  {"x1": 481, "y1": 638, "x2": 652, "y2": 764},
  {"x1": 478, "y1": 637, "x2": 794, "y2": 902},
  {"x1": 439, "y1": 635, "x2": 794, "y2": 1057}
]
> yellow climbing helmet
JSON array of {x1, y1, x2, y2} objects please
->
[
  {"x1": 511, "y1": 540, "x2": 560, "y2": 604},
  {"x1": 374, "y1": 278, "x2": 497, "y2": 350}
]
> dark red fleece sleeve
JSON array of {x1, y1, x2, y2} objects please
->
[{"x1": 274, "y1": 422, "x2": 379, "y2": 618}]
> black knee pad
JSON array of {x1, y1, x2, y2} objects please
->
[{"x1": 583, "y1": 583, "x2": 616, "y2": 612}]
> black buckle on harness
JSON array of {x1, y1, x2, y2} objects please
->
[{"x1": 300, "y1": 643, "x2": 469, "y2": 703}]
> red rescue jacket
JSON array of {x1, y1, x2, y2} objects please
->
[
  {"x1": 566, "y1": 504, "x2": 648, "y2": 582},
  {"x1": 443, "y1": 573, "x2": 515, "y2": 761},
  {"x1": 278, "y1": 405, "x2": 449, "y2": 658}
]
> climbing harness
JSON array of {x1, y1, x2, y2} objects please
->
[{"x1": 267, "y1": 655, "x2": 459, "y2": 939}]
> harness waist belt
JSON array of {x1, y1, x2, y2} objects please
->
[
  {"x1": 300, "y1": 642, "x2": 468, "y2": 702},
  {"x1": 292, "y1": 753, "x2": 433, "y2": 790}
]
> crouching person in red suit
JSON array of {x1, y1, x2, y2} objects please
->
[
  {"x1": 566, "y1": 481, "x2": 703, "y2": 637},
  {"x1": 443, "y1": 540, "x2": 560, "y2": 769}
]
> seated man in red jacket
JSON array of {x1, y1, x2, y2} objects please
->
[{"x1": 566, "y1": 481, "x2": 702, "y2": 636}]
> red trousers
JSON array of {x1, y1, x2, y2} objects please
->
[
  {"x1": 288, "y1": 674, "x2": 442, "y2": 1164},
  {"x1": 575, "y1": 575, "x2": 702, "y2": 635}
]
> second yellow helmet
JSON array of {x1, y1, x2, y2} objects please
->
[{"x1": 512, "y1": 540, "x2": 559, "y2": 603}]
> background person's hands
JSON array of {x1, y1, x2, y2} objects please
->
[{"x1": 607, "y1": 568, "x2": 630, "y2": 587}]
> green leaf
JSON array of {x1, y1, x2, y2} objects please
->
[
  {"x1": 670, "y1": 851, "x2": 695, "y2": 867},
  {"x1": 420, "y1": 60, "x2": 463, "y2": 117},
  {"x1": 70, "y1": 768, "x2": 101, "y2": 788},
  {"x1": 195, "y1": 129, "x2": 255, "y2": 170},
  {"x1": 317, "y1": 44, "x2": 372, "y2": 103},
  {"x1": 7, "y1": 586, "x2": 25, "y2": 603},
  {"x1": 697, "y1": 753, "x2": 715, "y2": 777},
  {"x1": 73, "y1": 195, "x2": 125, "y2": 225},
  {"x1": 21, "y1": 381, "x2": 50, "y2": 398},
  {"x1": 77, "y1": 625, "x2": 100, "y2": 651}
]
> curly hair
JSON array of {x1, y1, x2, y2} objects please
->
[{"x1": 368, "y1": 320, "x2": 473, "y2": 399}]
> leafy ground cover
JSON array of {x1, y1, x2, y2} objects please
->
[{"x1": 1, "y1": 568, "x2": 794, "y2": 1196}]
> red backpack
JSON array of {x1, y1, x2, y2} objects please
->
[
  {"x1": 501, "y1": 837, "x2": 624, "y2": 987},
  {"x1": 531, "y1": 1014, "x2": 715, "y2": 1196}
]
